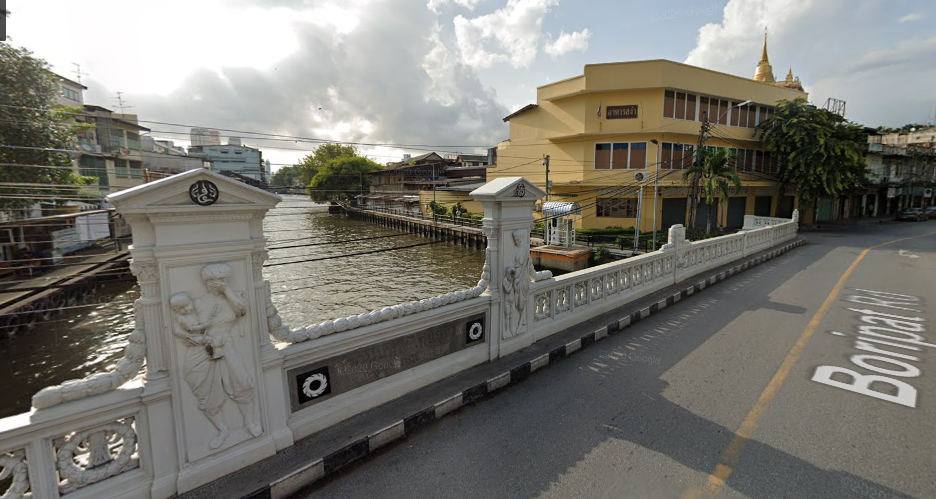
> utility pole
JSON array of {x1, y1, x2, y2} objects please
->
[
  {"x1": 689, "y1": 111, "x2": 711, "y2": 230},
  {"x1": 650, "y1": 139, "x2": 662, "y2": 251},
  {"x1": 542, "y1": 154, "x2": 550, "y2": 202}
]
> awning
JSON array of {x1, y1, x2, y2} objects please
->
[{"x1": 542, "y1": 201, "x2": 581, "y2": 217}]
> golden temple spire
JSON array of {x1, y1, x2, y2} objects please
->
[
  {"x1": 753, "y1": 28, "x2": 776, "y2": 83},
  {"x1": 760, "y1": 30, "x2": 770, "y2": 63},
  {"x1": 785, "y1": 67, "x2": 794, "y2": 83}
]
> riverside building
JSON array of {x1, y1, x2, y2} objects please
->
[{"x1": 490, "y1": 35, "x2": 808, "y2": 231}]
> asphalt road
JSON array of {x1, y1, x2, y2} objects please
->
[{"x1": 298, "y1": 220, "x2": 936, "y2": 499}]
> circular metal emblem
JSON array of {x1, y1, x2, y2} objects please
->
[
  {"x1": 515, "y1": 183, "x2": 526, "y2": 198},
  {"x1": 189, "y1": 180, "x2": 219, "y2": 206},
  {"x1": 468, "y1": 322, "x2": 483, "y2": 341},
  {"x1": 302, "y1": 373, "x2": 328, "y2": 398}
]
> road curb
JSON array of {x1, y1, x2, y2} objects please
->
[{"x1": 249, "y1": 237, "x2": 807, "y2": 499}]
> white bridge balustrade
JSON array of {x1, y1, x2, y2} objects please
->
[
  {"x1": 0, "y1": 170, "x2": 799, "y2": 499},
  {"x1": 742, "y1": 213, "x2": 796, "y2": 230}
]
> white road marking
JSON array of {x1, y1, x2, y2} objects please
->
[{"x1": 899, "y1": 249, "x2": 919, "y2": 259}]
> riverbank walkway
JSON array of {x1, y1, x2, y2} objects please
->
[{"x1": 0, "y1": 244, "x2": 130, "y2": 318}]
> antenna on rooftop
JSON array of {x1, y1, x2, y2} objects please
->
[
  {"x1": 823, "y1": 97, "x2": 846, "y2": 118},
  {"x1": 72, "y1": 63, "x2": 89, "y2": 85},
  {"x1": 113, "y1": 91, "x2": 133, "y2": 114}
]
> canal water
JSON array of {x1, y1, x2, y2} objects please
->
[{"x1": 0, "y1": 196, "x2": 485, "y2": 418}]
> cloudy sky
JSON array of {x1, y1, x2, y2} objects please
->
[{"x1": 7, "y1": 0, "x2": 936, "y2": 170}]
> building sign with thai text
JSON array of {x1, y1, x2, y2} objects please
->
[{"x1": 606, "y1": 105, "x2": 639, "y2": 119}]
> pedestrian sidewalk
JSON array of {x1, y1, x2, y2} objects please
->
[
  {"x1": 177, "y1": 237, "x2": 806, "y2": 499},
  {"x1": 800, "y1": 215, "x2": 895, "y2": 230}
]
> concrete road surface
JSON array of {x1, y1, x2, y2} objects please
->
[{"x1": 297, "y1": 220, "x2": 936, "y2": 499}]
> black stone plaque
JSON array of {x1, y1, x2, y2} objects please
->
[
  {"x1": 287, "y1": 312, "x2": 486, "y2": 412},
  {"x1": 189, "y1": 180, "x2": 219, "y2": 206}
]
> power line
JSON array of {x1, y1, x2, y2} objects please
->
[{"x1": 262, "y1": 237, "x2": 454, "y2": 268}]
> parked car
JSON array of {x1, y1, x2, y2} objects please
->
[
  {"x1": 896, "y1": 208, "x2": 927, "y2": 221},
  {"x1": 925, "y1": 206, "x2": 936, "y2": 219}
]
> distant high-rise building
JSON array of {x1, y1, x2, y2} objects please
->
[
  {"x1": 190, "y1": 127, "x2": 222, "y2": 146},
  {"x1": 228, "y1": 137, "x2": 242, "y2": 146},
  {"x1": 189, "y1": 144, "x2": 264, "y2": 182}
]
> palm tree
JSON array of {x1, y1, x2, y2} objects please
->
[{"x1": 682, "y1": 148, "x2": 742, "y2": 235}]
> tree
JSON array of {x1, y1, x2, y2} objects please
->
[
  {"x1": 682, "y1": 148, "x2": 741, "y2": 235},
  {"x1": 0, "y1": 43, "x2": 92, "y2": 211},
  {"x1": 270, "y1": 165, "x2": 301, "y2": 187},
  {"x1": 757, "y1": 97, "x2": 867, "y2": 208},
  {"x1": 295, "y1": 143, "x2": 358, "y2": 187},
  {"x1": 306, "y1": 155, "x2": 382, "y2": 203}
]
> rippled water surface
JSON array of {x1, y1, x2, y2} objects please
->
[{"x1": 0, "y1": 195, "x2": 484, "y2": 418}]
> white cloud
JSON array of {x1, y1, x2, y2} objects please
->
[
  {"x1": 453, "y1": 0, "x2": 559, "y2": 69},
  {"x1": 684, "y1": 0, "x2": 936, "y2": 127},
  {"x1": 544, "y1": 29, "x2": 591, "y2": 57},
  {"x1": 429, "y1": 0, "x2": 484, "y2": 12},
  {"x1": 898, "y1": 12, "x2": 924, "y2": 23},
  {"x1": 684, "y1": 0, "x2": 815, "y2": 74}
]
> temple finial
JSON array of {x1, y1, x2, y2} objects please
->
[{"x1": 753, "y1": 28, "x2": 776, "y2": 83}]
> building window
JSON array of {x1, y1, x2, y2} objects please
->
[
  {"x1": 664, "y1": 91, "x2": 697, "y2": 121},
  {"x1": 597, "y1": 198, "x2": 638, "y2": 218},
  {"x1": 630, "y1": 142, "x2": 647, "y2": 168},
  {"x1": 717, "y1": 100, "x2": 729, "y2": 125},
  {"x1": 115, "y1": 159, "x2": 130, "y2": 178},
  {"x1": 664, "y1": 91, "x2": 675, "y2": 119},
  {"x1": 661, "y1": 143, "x2": 695, "y2": 169},
  {"x1": 129, "y1": 160, "x2": 143, "y2": 179},
  {"x1": 61, "y1": 86, "x2": 80, "y2": 102},
  {"x1": 612, "y1": 143, "x2": 628, "y2": 168},
  {"x1": 79, "y1": 156, "x2": 108, "y2": 186},
  {"x1": 595, "y1": 142, "x2": 647, "y2": 169},
  {"x1": 686, "y1": 94, "x2": 697, "y2": 121},
  {"x1": 109, "y1": 129, "x2": 124, "y2": 151},
  {"x1": 126, "y1": 132, "x2": 140, "y2": 151},
  {"x1": 595, "y1": 143, "x2": 611, "y2": 169}
]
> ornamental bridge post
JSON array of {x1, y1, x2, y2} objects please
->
[{"x1": 105, "y1": 169, "x2": 292, "y2": 496}]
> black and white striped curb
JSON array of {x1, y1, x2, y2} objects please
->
[{"x1": 248, "y1": 238, "x2": 806, "y2": 499}]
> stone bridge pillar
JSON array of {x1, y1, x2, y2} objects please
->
[
  {"x1": 107, "y1": 169, "x2": 291, "y2": 497},
  {"x1": 470, "y1": 178, "x2": 545, "y2": 358}
]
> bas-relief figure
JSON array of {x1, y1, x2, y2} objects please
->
[
  {"x1": 171, "y1": 263, "x2": 262, "y2": 451},
  {"x1": 502, "y1": 228, "x2": 531, "y2": 339}
]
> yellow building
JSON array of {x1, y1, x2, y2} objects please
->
[{"x1": 491, "y1": 36, "x2": 808, "y2": 232}]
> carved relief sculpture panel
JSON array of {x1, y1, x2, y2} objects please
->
[
  {"x1": 170, "y1": 262, "x2": 263, "y2": 460},
  {"x1": 502, "y1": 229, "x2": 531, "y2": 339}
]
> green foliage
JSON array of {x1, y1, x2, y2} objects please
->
[
  {"x1": 270, "y1": 165, "x2": 301, "y2": 187},
  {"x1": 0, "y1": 43, "x2": 89, "y2": 210},
  {"x1": 450, "y1": 202, "x2": 467, "y2": 217},
  {"x1": 427, "y1": 200, "x2": 448, "y2": 216},
  {"x1": 682, "y1": 147, "x2": 742, "y2": 234},
  {"x1": 594, "y1": 245, "x2": 610, "y2": 263},
  {"x1": 306, "y1": 155, "x2": 381, "y2": 203},
  {"x1": 756, "y1": 97, "x2": 867, "y2": 206},
  {"x1": 577, "y1": 227, "x2": 636, "y2": 237},
  {"x1": 295, "y1": 143, "x2": 359, "y2": 187}
]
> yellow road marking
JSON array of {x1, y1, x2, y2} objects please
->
[{"x1": 701, "y1": 229, "x2": 936, "y2": 497}]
